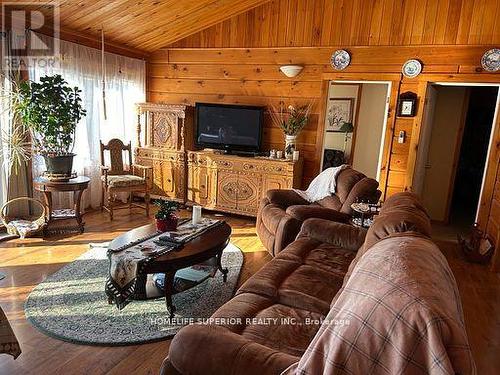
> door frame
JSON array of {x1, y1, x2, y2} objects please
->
[
  {"x1": 319, "y1": 73, "x2": 402, "y2": 199},
  {"x1": 413, "y1": 76, "x2": 500, "y2": 228}
]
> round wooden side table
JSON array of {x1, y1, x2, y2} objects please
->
[{"x1": 33, "y1": 176, "x2": 90, "y2": 234}]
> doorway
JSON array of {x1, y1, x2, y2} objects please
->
[
  {"x1": 321, "y1": 81, "x2": 390, "y2": 180},
  {"x1": 418, "y1": 85, "x2": 499, "y2": 233}
]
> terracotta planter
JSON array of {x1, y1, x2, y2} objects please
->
[{"x1": 156, "y1": 215, "x2": 178, "y2": 232}]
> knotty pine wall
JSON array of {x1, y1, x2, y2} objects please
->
[
  {"x1": 148, "y1": 0, "x2": 500, "y2": 188},
  {"x1": 147, "y1": 45, "x2": 498, "y2": 188}
]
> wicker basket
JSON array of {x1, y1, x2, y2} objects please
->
[{"x1": 1, "y1": 197, "x2": 48, "y2": 238}]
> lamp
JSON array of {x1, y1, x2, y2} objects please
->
[
  {"x1": 339, "y1": 122, "x2": 354, "y2": 156},
  {"x1": 279, "y1": 65, "x2": 304, "y2": 78}
]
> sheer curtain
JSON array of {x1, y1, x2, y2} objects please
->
[{"x1": 29, "y1": 33, "x2": 146, "y2": 209}]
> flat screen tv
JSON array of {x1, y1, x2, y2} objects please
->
[{"x1": 195, "y1": 103, "x2": 263, "y2": 153}]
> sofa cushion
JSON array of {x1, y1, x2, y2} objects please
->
[
  {"x1": 209, "y1": 292, "x2": 325, "y2": 357},
  {"x1": 237, "y1": 238, "x2": 356, "y2": 315},
  {"x1": 314, "y1": 195, "x2": 342, "y2": 210},
  {"x1": 260, "y1": 203, "x2": 287, "y2": 234},
  {"x1": 334, "y1": 168, "x2": 365, "y2": 203}
]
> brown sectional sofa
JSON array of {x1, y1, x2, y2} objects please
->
[
  {"x1": 161, "y1": 192, "x2": 474, "y2": 375},
  {"x1": 256, "y1": 167, "x2": 380, "y2": 256}
]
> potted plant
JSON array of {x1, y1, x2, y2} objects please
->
[
  {"x1": 269, "y1": 101, "x2": 314, "y2": 159},
  {"x1": 155, "y1": 200, "x2": 180, "y2": 232},
  {"x1": 18, "y1": 74, "x2": 86, "y2": 177}
]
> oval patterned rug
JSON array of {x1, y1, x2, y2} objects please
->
[{"x1": 25, "y1": 242, "x2": 243, "y2": 346}]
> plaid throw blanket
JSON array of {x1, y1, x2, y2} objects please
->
[
  {"x1": 105, "y1": 218, "x2": 222, "y2": 310},
  {"x1": 286, "y1": 235, "x2": 475, "y2": 375}
]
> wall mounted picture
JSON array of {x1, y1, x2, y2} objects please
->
[{"x1": 326, "y1": 98, "x2": 354, "y2": 132}]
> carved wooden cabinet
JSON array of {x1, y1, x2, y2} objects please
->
[
  {"x1": 134, "y1": 103, "x2": 192, "y2": 202},
  {"x1": 187, "y1": 150, "x2": 303, "y2": 217}
]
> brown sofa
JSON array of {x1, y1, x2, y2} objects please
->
[
  {"x1": 161, "y1": 192, "x2": 474, "y2": 375},
  {"x1": 256, "y1": 167, "x2": 380, "y2": 256}
]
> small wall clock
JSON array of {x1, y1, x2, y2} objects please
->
[
  {"x1": 402, "y1": 59, "x2": 422, "y2": 78},
  {"x1": 330, "y1": 50, "x2": 351, "y2": 70},
  {"x1": 481, "y1": 49, "x2": 500, "y2": 72},
  {"x1": 398, "y1": 92, "x2": 417, "y2": 117}
]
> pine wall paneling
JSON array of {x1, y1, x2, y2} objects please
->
[{"x1": 147, "y1": 46, "x2": 499, "y2": 187}]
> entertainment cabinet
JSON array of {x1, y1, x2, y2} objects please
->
[
  {"x1": 133, "y1": 102, "x2": 303, "y2": 216},
  {"x1": 187, "y1": 150, "x2": 303, "y2": 217}
]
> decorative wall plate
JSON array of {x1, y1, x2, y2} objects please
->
[
  {"x1": 481, "y1": 48, "x2": 500, "y2": 72},
  {"x1": 330, "y1": 50, "x2": 351, "y2": 70},
  {"x1": 402, "y1": 59, "x2": 422, "y2": 78}
]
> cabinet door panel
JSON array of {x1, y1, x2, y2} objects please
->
[
  {"x1": 217, "y1": 171, "x2": 238, "y2": 210},
  {"x1": 236, "y1": 173, "x2": 261, "y2": 215},
  {"x1": 187, "y1": 166, "x2": 210, "y2": 205},
  {"x1": 261, "y1": 175, "x2": 292, "y2": 199},
  {"x1": 161, "y1": 161, "x2": 175, "y2": 194}
]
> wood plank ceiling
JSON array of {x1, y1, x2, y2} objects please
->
[{"x1": 2, "y1": 0, "x2": 272, "y2": 53}]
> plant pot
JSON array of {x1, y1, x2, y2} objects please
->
[
  {"x1": 156, "y1": 215, "x2": 178, "y2": 232},
  {"x1": 285, "y1": 135, "x2": 297, "y2": 159},
  {"x1": 43, "y1": 153, "x2": 75, "y2": 176}
]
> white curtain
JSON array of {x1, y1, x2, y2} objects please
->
[{"x1": 29, "y1": 33, "x2": 146, "y2": 209}]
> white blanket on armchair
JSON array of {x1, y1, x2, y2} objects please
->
[{"x1": 293, "y1": 165, "x2": 349, "y2": 202}]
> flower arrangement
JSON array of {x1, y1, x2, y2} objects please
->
[{"x1": 269, "y1": 101, "x2": 314, "y2": 136}]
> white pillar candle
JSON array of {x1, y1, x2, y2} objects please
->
[
  {"x1": 292, "y1": 150, "x2": 300, "y2": 161},
  {"x1": 192, "y1": 205, "x2": 202, "y2": 225}
]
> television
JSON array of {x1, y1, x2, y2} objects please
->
[{"x1": 195, "y1": 103, "x2": 263, "y2": 153}]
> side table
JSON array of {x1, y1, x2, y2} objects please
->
[
  {"x1": 350, "y1": 202, "x2": 380, "y2": 228},
  {"x1": 33, "y1": 176, "x2": 90, "y2": 234}
]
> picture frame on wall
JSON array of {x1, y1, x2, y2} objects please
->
[{"x1": 326, "y1": 98, "x2": 354, "y2": 132}]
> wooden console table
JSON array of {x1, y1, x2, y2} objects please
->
[
  {"x1": 33, "y1": 176, "x2": 90, "y2": 234},
  {"x1": 187, "y1": 151, "x2": 303, "y2": 217}
]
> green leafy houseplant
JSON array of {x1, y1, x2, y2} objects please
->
[
  {"x1": 18, "y1": 74, "x2": 86, "y2": 176},
  {"x1": 155, "y1": 200, "x2": 180, "y2": 232}
]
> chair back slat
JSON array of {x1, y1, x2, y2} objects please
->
[{"x1": 100, "y1": 139, "x2": 132, "y2": 175}]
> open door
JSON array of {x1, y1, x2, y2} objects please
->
[{"x1": 413, "y1": 84, "x2": 437, "y2": 196}]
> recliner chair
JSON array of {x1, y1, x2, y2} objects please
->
[{"x1": 256, "y1": 167, "x2": 381, "y2": 256}]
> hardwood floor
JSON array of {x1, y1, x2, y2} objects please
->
[{"x1": 0, "y1": 209, "x2": 498, "y2": 374}]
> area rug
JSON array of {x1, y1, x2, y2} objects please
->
[{"x1": 25, "y1": 242, "x2": 243, "y2": 346}]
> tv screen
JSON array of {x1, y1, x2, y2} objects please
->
[{"x1": 195, "y1": 103, "x2": 263, "y2": 152}]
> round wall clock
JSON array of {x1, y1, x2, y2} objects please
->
[
  {"x1": 402, "y1": 59, "x2": 422, "y2": 78},
  {"x1": 481, "y1": 49, "x2": 500, "y2": 72},
  {"x1": 330, "y1": 50, "x2": 351, "y2": 70}
]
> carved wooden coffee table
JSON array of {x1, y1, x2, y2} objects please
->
[{"x1": 109, "y1": 221, "x2": 231, "y2": 317}]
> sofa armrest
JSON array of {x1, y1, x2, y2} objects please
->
[
  {"x1": 266, "y1": 189, "x2": 309, "y2": 208},
  {"x1": 297, "y1": 218, "x2": 367, "y2": 252},
  {"x1": 286, "y1": 205, "x2": 351, "y2": 223},
  {"x1": 164, "y1": 324, "x2": 298, "y2": 375}
]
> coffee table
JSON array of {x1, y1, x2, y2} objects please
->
[{"x1": 109, "y1": 221, "x2": 231, "y2": 317}]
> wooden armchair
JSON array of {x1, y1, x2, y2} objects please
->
[{"x1": 100, "y1": 138, "x2": 152, "y2": 220}]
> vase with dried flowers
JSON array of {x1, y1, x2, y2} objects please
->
[{"x1": 269, "y1": 101, "x2": 314, "y2": 159}]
